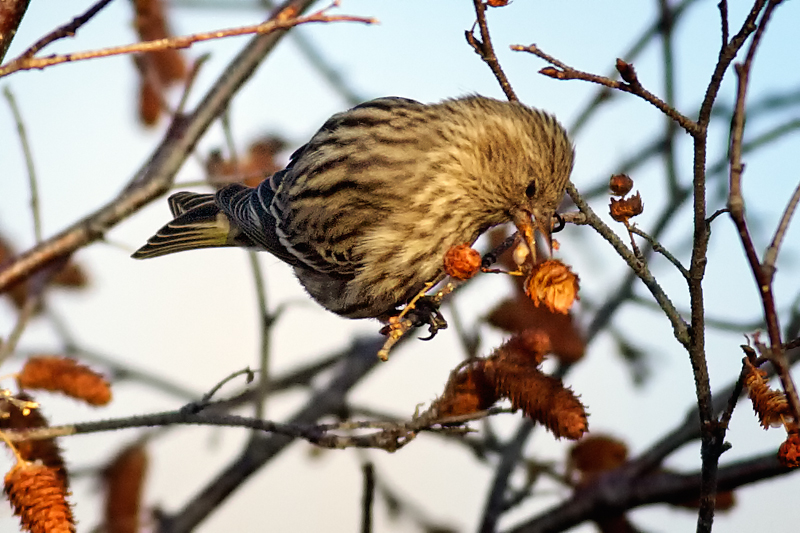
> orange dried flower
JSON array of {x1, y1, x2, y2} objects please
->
[
  {"x1": 779, "y1": 432, "x2": 800, "y2": 468},
  {"x1": 609, "y1": 174, "x2": 633, "y2": 196},
  {"x1": 615, "y1": 58, "x2": 637, "y2": 84},
  {"x1": 104, "y1": 445, "x2": 148, "y2": 533},
  {"x1": 434, "y1": 361, "x2": 497, "y2": 419},
  {"x1": 0, "y1": 393, "x2": 69, "y2": 491},
  {"x1": 444, "y1": 244, "x2": 482, "y2": 280},
  {"x1": 18, "y1": 357, "x2": 112, "y2": 406},
  {"x1": 524, "y1": 259, "x2": 580, "y2": 314},
  {"x1": 744, "y1": 359, "x2": 792, "y2": 429},
  {"x1": 4, "y1": 462, "x2": 75, "y2": 533},
  {"x1": 609, "y1": 192, "x2": 644, "y2": 222},
  {"x1": 486, "y1": 0, "x2": 511, "y2": 6},
  {"x1": 569, "y1": 435, "x2": 628, "y2": 483}
]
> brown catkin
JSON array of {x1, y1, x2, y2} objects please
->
[
  {"x1": 18, "y1": 356, "x2": 112, "y2": 406},
  {"x1": 104, "y1": 445, "x2": 148, "y2": 533},
  {"x1": 4, "y1": 462, "x2": 75, "y2": 533},
  {"x1": 0, "y1": 393, "x2": 69, "y2": 491}
]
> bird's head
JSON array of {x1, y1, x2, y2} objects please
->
[{"x1": 445, "y1": 97, "x2": 574, "y2": 259}]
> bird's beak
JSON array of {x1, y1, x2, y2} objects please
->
[{"x1": 512, "y1": 208, "x2": 554, "y2": 263}]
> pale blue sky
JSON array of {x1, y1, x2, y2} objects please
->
[{"x1": 1, "y1": 1, "x2": 799, "y2": 531}]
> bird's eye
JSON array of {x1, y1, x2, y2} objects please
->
[{"x1": 525, "y1": 181, "x2": 537, "y2": 198}]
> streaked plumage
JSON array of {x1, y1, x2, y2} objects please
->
[{"x1": 133, "y1": 96, "x2": 574, "y2": 320}]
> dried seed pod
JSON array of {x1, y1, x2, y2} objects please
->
[
  {"x1": 444, "y1": 244, "x2": 482, "y2": 280},
  {"x1": 609, "y1": 192, "x2": 644, "y2": 223},
  {"x1": 524, "y1": 259, "x2": 580, "y2": 314},
  {"x1": 609, "y1": 174, "x2": 634, "y2": 196}
]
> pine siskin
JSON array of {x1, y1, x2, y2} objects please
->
[{"x1": 133, "y1": 96, "x2": 574, "y2": 325}]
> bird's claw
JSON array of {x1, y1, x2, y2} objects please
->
[{"x1": 409, "y1": 297, "x2": 448, "y2": 341}]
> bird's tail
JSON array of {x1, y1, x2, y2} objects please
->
[{"x1": 131, "y1": 192, "x2": 242, "y2": 259}]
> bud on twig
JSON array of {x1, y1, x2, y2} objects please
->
[
  {"x1": 615, "y1": 58, "x2": 637, "y2": 84},
  {"x1": 539, "y1": 66, "x2": 567, "y2": 79}
]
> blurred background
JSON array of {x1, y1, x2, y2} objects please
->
[{"x1": 1, "y1": 0, "x2": 799, "y2": 531}]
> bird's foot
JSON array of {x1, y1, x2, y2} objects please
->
[
  {"x1": 377, "y1": 282, "x2": 456, "y2": 361},
  {"x1": 405, "y1": 296, "x2": 448, "y2": 341}
]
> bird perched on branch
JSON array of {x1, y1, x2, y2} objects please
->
[{"x1": 133, "y1": 96, "x2": 574, "y2": 331}]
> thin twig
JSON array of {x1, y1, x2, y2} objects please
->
[
  {"x1": 479, "y1": 420, "x2": 534, "y2": 532},
  {"x1": 17, "y1": 0, "x2": 113, "y2": 59},
  {"x1": 0, "y1": 294, "x2": 40, "y2": 367},
  {"x1": 696, "y1": 0, "x2": 767, "y2": 130},
  {"x1": 467, "y1": 0, "x2": 517, "y2": 102},
  {"x1": 683, "y1": 3, "x2": 772, "y2": 529},
  {"x1": 566, "y1": 181, "x2": 690, "y2": 347},
  {"x1": 0, "y1": 8, "x2": 376, "y2": 77},
  {"x1": 197, "y1": 368, "x2": 257, "y2": 407},
  {"x1": 361, "y1": 462, "x2": 375, "y2": 533},
  {"x1": 726, "y1": 0, "x2": 799, "y2": 424},
  {"x1": 511, "y1": 43, "x2": 698, "y2": 135},
  {"x1": 705, "y1": 208, "x2": 729, "y2": 226},
  {"x1": 3, "y1": 86, "x2": 42, "y2": 243},
  {"x1": 508, "y1": 450, "x2": 792, "y2": 533},
  {"x1": 247, "y1": 251, "x2": 272, "y2": 419},
  {"x1": 175, "y1": 53, "x2": 210, "y2": 117},
  {"x1": 627, "y1": 225, "x2": 690, "y2": 279},
  {"x1": 623, "y1": 221, "x2": 643, "y2": 261},
  {"x1": 762, "y1": 179, "x2": 800, "y2": 276},
  {"x1": 718, "y1": 0, "x2": 729, "y2": 46},
  {"x1": 567, "y1": 0, "x2": 700, "y2": 136},
  {"x1": 657, "y1": 0, "x2": 681, "y2": 197},
  {"x1": 718, "y1": 358, "x2": 748, "y2": 431},
  {"x1": 4, "y1": 388, "x2": 506, "y2": 449}
]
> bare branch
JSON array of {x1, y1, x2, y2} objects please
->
[
  {"x1": 566, "y1": 182, "x2": 690, "y2": 347},
  {"x1": 726, "y1": 0, "x2": 800, "y2": 428},
  {"x1": 466, "y1": 0, "x2": 517, "y2": 102},
  {"x1": 511, "y1": 43, "x2": 699, "y2": 135},
  {"x1": 627, "y1": 225, "x2": 690, "y2": 280},
  {"x1": 0, "y1": 7, "x2": 376, "y2": 77},
  {"x1": 763, "y1": 179, "x2": 800, "y2": 275},
  {"x1": 2, "y1": 86, "x2": 42, "y2": 243}
]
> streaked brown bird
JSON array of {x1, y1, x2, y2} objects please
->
[{"x1": 133, "y1": 96, "x2": 574, "y2": 331}]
